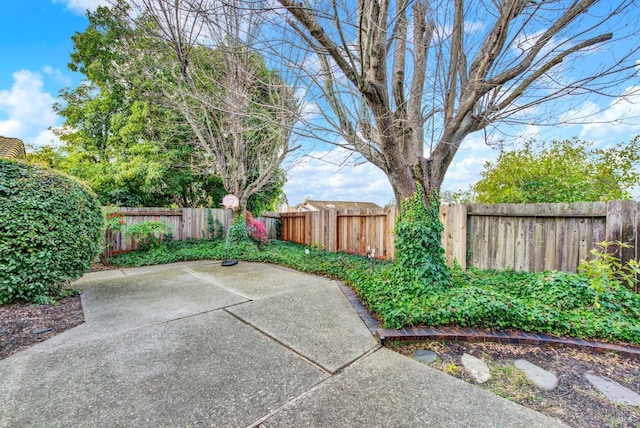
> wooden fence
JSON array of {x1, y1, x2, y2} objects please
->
[
  {"x1": 107, "y1": 207, "x2": 278, "y2": 252},
  {"x1": 447, "y1": 201, "x2": 639, "y2": 273},
  {"x1": 106, "y1": 202, "x2": 639, "y2": 276},
  {"x1": 280, "y1": 208, "x2": 397, "y2": 259},
  {"x1": 280, "y1": 201, "x2": 639, "y2": 274}
]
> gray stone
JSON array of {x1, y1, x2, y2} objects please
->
[
  {"x1": 585, "y1": 372, "x2": 640, "y2": 405},
  {"x1": 413, "y1": 349, "x2": 438, "y2": 363},
  {"x1": 514, "y1": 359, "x2": 558, "y2": 391},
  {"x1": 461, "y1": 353, "x2": 491, "y2": 383}
]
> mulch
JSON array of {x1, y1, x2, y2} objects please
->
[
  {"x1": 0, "y1": 294, "x2": 84, "y2": 360},
  {"x1": 395, "y1": 340, "x2": 640, "y2": 428}
]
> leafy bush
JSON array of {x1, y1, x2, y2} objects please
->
[
  {"x1": 125, "y1": 217, "x2": 173, "y2": 250},
  {"x1": 101, "y1": 208, "x2": 127, "y2": 264},
  {"x1": 246, "y1": 212, "x2": 268, "y2": 244},
  {"x1": 225, "y1": 214, "x2": 258, "y2": 256},
  {"x1": 207, "y1": 209, "x2": 224, "y2": 240},
  {"x1": 391, "y1": 186, "x2": 452, "y2": 291},
  {"x1": 578, "y1": 241, "x2": 640, "y2": 304},
  {"x1": 0, "y1": 159, "x2": 103, "y2": 304}
]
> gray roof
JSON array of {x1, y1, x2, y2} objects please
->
[{"x1": 296, "y1": 200, "x2": 382, "y2": 211}]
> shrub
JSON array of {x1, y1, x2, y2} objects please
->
[
  {"x1": 101, "y1": 208, "x2": 127, "y2": 264},
  {"x1": 125, "y1": 217, "x2": 173, "y2": 250},
  {"x1": 578, "y1": 240, "x2": 640, "y2": 304},
  {"x1": 207, "y1": 209, "x2": 224, "y2": 241},
  {"x1": 0, "y1": 159, "x2": 103, "y2": 304},
  {"x1": 246, "y1": 212, "x2": 269, "y2": 244}
]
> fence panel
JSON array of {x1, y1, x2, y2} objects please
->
[
  {"x1": 109, "y1": 208, "x2": 221, "y2": 252},
  {"x1": 463, "y1": 202, "x2": 632, "y2": 273},
  {"x1": 258, "y1": 212, "x2": 281, "y2": 240},
  {"x1": 337, "y1": 209, "x2": 387, "y2": 257}
]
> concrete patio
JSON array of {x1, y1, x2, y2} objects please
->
[{"x1": 0, "y1": 261, "x2": 567, "y2": 427}]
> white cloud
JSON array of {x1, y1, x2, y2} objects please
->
[
  {"x1": 512, "y1": 29, "x2": 546, "y2": 54},
  {"x1": 43, "y1": 66, "x2": 73, "y2": 86},
  {"x1": 556, "y1": 101, "x2": 600, "y2": 127},
  {"x1": 283, "y1": 148, "x2": 394, "y2": 206},
  {"x1": 0, "y1": 69, "x2": 62, "y2": 147},
  {"x1": 52, "y1": 0, "x2": 108, "y2": 15},
  {"x1": 442, "y1": 154, "x2": 494, "y2": 194},
  {"x1": 0, "y1": 119, "x2": 21, "y2": 137},
  {"x1": 516, "y1": 124, "x2": 541, "y2": 143},
  {"x1": 578, "y1": 85, "x2": 640, "y2": 143},
  {"x1": 31, "y1": 129, "x2": 62, "y2": 147}
]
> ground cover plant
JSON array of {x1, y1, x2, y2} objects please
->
[{"x1": 111, "y1": 238, "x2": 640, "y2": 346}]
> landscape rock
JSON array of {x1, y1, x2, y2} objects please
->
[
  {"x1": 585, "y1": 373, "x2": 640, "y2": 406},
  {"x1": 514, "y1": 359, "x2": 558, "y2": 391},
  {"x1": 413, "y1": 350, "x2": 438, "y2": 364},
  {"x1": 461, "y1": 353, "x2": 491, "y2": 384}
]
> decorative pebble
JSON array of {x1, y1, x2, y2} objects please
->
[
  {"x1": 514, "y1": 359, "x2": 558, "y2": 391},
  {"x1": 461, "y1": 353, "x2": 491, "y2": 383},
  {"x1": 413, "y1": 349, "x2": 438, "y2": 364},
  {"x1": 585, "y1": 373, "x2": 640, "y2": 406}
]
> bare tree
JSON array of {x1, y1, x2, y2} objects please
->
[
  {"x1": 274, "y1": 0, "x2": 640, "y2": 205},
  {"x1": 124, "y1": 0, "x2": 300, "y2": 212}
]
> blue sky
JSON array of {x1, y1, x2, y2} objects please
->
[
  {"x1": 0, "y1": 1, "x2": 91, "y2": 146},
  {"x1": 1, "y1": 1, "x2": 639, "y2": 206}
]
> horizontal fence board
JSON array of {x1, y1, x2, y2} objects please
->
[{"x1": 467, "y1": 202, "x2": 608, "y2": 217}]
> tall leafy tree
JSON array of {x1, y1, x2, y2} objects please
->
[
  {"x1": 467, "y1": 137, "x2": 640, "y2": 203},
  {"x1": 52, "y1": 1, "x2": 288, "y2": 211},
  {"x1": 52, "y1": 1, "x2": 199, "y2": 206},
  {"x1": 124, "y1": 0, "x2": 301, "y2": 213}
]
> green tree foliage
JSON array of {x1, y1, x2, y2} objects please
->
[
  {"x1": 51, "y1": 2, "x2": 205, "y2": 207},
  {"x1": 49, "y1": 1, "x2": 287, "y2": 211},
  {"x1": 131, "y1": 1, "x2": 298, "y2": 213},
  {"x1": 468, "y1": 137, "x2": 640, "y2": 203},
  {"x1": 0, "y1": 159, "x2": 103, "y2": 304}
]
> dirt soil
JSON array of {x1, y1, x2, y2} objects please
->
[
  {"x1": 394, "y1": 341, "x2": 640, "y2": 428},
  {"x1": 0, "y1": 294, "x2": 84, "y2": 359}
]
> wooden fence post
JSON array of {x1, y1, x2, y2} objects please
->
[
  {"x1": 606, "y1": 201, "x2": 639, "y2": 266},
  {"x1": 384, "y1": 206, "x2": 397, "y2": 259},
  {"x1": 326, "y1": 209, "x2": 337, "y2": 252},
  {"x1": 440, "y1": 204, "x2": 468, "y2": 269}
]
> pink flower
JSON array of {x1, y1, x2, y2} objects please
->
[{"x1": 245, "y1": 212, "x2": 269, "y2": 244}]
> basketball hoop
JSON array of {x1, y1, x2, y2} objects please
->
[{"x1": 222, "y1": 194, "x2": 239, "y2": 209}]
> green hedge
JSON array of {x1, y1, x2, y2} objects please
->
[{"x1": 0, "y1": 159, "x2": 103, "y2": 304}]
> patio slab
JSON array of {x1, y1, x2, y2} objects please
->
[{"x1": 0, "y1": 311, "x2": 327, "y2": 427}]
